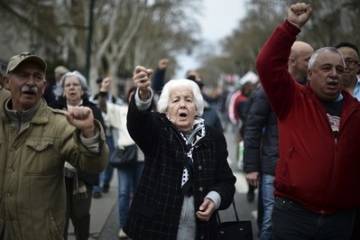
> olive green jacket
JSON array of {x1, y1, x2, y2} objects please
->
[{"x1": 0, "y1": 98, "x2": 108, "y2": 240}]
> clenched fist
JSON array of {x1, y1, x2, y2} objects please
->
[
  {"x1": 287, "y1": 2, "x2": 312, "y2": 28},
  {"x1": 65, "y1": 106, "x2": 96, "y2": 137},
  {"x1": 133, "y1": 66, "x2": 153, "y2": 100}
]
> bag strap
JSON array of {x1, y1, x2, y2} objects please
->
[{"x1": 216, "y1": 200, "x2": 239, "y2": 224}]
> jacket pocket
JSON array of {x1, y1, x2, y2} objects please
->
[{"x1": 24, "y1": 139, "x2": 61, "y2": 175}]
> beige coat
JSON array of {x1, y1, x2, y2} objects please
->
[{"x1": 0, "y1": 98, "x2": 108, "y2": 240}]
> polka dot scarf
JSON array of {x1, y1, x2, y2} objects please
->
[{"x1": 180, "y1": 118, "x2": 205, "y2": 196}]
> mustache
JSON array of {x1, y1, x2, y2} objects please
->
[{"x1": 21, "y1": 85, "x2": 38, "y2": 94}]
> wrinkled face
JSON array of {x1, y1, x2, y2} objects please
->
[
  {"x1": 166, "y1": 86, "x2": 197, "y2": 132},
  {"x1": 63, "y1": 76, "x2": 83, "y2": 104},
  {"x1": 337, "y1": 47, "x2": 360, "y2": 88},
  {"x1": 6, "y1": 62, "x2": 46, "y2": 111},
  {"x1": 308, "y1": 51, "x2": 345, "y2": 101}
]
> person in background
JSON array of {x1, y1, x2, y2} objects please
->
[
  {"x1": 151, "y1": 58, "x2": 169, "y2": 97},
  {"x1": 0, "y1": 52, "x2": 108, "y2": 240},
  {"x1": 105, "y1": 87, "x2": 145, "y2": 239},
  {"x1": 52, "y1": 70, "x2": 105, "y2": 240},
  {"x1": 335, "y1": 42, "x2": 360, "y2": 239},
  {"x1": 44, "y1": 65, "x2": 69, "y2": 106},
  {"x1": 257, "y1": 3, "x2": 360, "y2": 239},
  {"x1": 186, "y1": 69, "x2": 223, "y2": 131},
  {"x1": 244, "y1": 41, "x2": 313, "y2": 240},
  {"x1": 124, "y1": 66, "x2": 236, "y2": 240},
  {"x1": 335, "y1": 42, "x2": 360, "y2": 100},
  {"x1": 91, "y1": 76, "x2": 120, "y2": 198}
]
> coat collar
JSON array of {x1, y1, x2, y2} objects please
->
[{"x1": 2, "y1": 98, "x2": 50, "y2": 125}]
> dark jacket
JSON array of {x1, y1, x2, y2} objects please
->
[
  {"x1": 243, "y1": 87, "x2": 278, "y2": 175},
  {"x1": 256, "y1": 20, "x2": 360, "y2": 213},
  {"x1": 203, "y1": 103, "x2": 223, "y2": 131},
  {"x1": 124, "y1": 96, "x2": 236, "y2": 240},
  {"x1": 151, "y1": 67, "x2": 166, "y2": 94},
  {"x1": 52, "y1": 96, "x2": 105, "y2": 186}
]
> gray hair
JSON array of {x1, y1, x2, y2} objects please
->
[
  {"x1": 61, "y1": 70, "x2": 89, "y2": 97},
  {"x1": 308, "y1": 47, "x2": 344, "y2": 70},
  {"x1": 157, "y1": 79, "x2": 204, "y2": 116}
]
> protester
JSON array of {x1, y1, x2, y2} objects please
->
[
  {"x1": 105, "y1": 87, "x2": 144, "y2": 239},
  {"x1": 44, "y1": 65, "x2": 70, "y2": 106},
  {"x1": 0, "y1": 52, "x2": 108, "y2": 240},
  {"x1": 124, "y1": 66, "x2": 236, "y2": 240},
  {"x1": 335, "y1": 42, "x2": 360, "y2": 239},
  {"x1": 335, "y1": 42, "x2": 360, "y2": 100},
  {"x1": 52, "y1": 70, "x2": 105, "y2": 240},
  {"x1": 186, "y1": 69, "x2": 223, "y2": 131},
  {"x1": 244, "y1": 41, "x2": 313, "y2": 240},
  {"x1": 151, "y1": 58, "x2": 169, "y2": 96},
  {"x1": 91, "y1": 76, "x2": 120, "y2": 198},
  {"x1": 257, "y1": 3, "x2": 360, "y2": 239}
]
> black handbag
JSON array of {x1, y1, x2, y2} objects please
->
[
  {"x1": 216, "y1": 201, "x2": 253, "y2": 240},
  {"x1": 109, "y1": 144, "x2": 137, "y2": 168}
]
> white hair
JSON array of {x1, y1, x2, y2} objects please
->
[
  {"x1": 308, "y1": 47, "x2": 344, "y2": 70},
  {"x1": 61, "y1": 70, "x2": 89, "y2": 96},
  {"x1": 157, "y1": 79, "x2": 204, "y2": 116}
]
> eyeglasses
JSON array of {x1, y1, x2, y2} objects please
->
[{"x1": 344, "y1": 58, "x2": 359, "y2": 67}]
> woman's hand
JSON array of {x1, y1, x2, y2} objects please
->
[
  {"x1": 196, "y1": 198, "x2": 216, "y2": 221},
  {"x1": 133, "y1": 66, "x2": 153, "y2": 100}
]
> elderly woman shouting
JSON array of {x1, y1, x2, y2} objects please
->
[{"x1": 124, "y1": 66, "x2": 236, "y2": 240}]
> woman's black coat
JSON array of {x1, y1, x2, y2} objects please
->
[{"x1": 124, "y1": 96, "x2": 236, "y2": 240}]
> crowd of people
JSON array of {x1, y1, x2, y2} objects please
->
[{"x1": 0, "y1": 2, "x2": 360, "y2": 240}]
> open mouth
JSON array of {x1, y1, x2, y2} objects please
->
[
  {"x1": 179, "y1": 112, "x2": 188, "y2": 118},
  {"x1": 327, "y1": 81, "x2": 338, "y2": 86},
  {"x1": 22, "y1": 90, "x2": 36, "y2": 95}
]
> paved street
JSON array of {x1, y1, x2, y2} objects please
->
[{"x1": 67, "y1": 125, "x2": 259, "y2": 239}]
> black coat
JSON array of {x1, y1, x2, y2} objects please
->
[
  {"x1": 243, "y1": 87, "x2": 279, "y2": 176},
  {"x1": 125, "y1": 96, "x2": 236, "y2": 240}
]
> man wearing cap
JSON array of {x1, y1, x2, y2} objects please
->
[{"x1": 0, "y1": 52, "x2": 108, "y2": 239}]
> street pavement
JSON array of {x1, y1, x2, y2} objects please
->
[{"x1": 67, "y1": 124, "x2": 259, "y2": 239}]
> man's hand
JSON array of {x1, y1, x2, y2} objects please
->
[
  {"x1": 196, "y1": 198, "x2": 216, "y2": 221},
  {"x1": 133, "y1": 66, "x2": 153, "y2": 100},
  {"x1": 65, "y1": 106, "x2": 96, "y2": 138},
  {"x1": 158, "y1": 58, "x2": 169, "y2": 70},
  {"x1": 287, "y1": 2, "x2": 312, "y2": 28},
  {"x1": 246, "y1": 171, "x2": 259, "y2": 188}
]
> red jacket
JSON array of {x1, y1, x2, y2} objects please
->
[{"x1": 256, "y1": 20, "x2": 360, "y2": 213}]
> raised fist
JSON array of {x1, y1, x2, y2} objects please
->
[
  {"x1": 65, "y1": 106, "x2": 96, "y2": 137},
  {"x1": 158, "y1": 58, "x2": 169, "y2": 70},
  {"x1": 287, "y1": 2, "x2": 312, "y2": 28},
  {"x1": 132, "y1": 66, "x2": 153, "y2": 100}
]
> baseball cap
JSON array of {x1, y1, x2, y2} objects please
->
[{"x1": 6, "y1": 52, "x2": 47, "y2": 74}]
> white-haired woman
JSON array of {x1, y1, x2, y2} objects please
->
[
  {"x1": 53, "y1": 71, "x2": 105, "y2": 240},
  {"x1": 124, "y1": 66, "x2": 236, "y2": 240}
]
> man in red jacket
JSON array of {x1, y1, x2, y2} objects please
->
[{"x1": 257, "y1": 2, "x2": 359, "y2": 239}]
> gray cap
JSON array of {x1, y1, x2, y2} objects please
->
[{"x1": 6, "y1": 52, "x2": 47, "y2": 74}]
